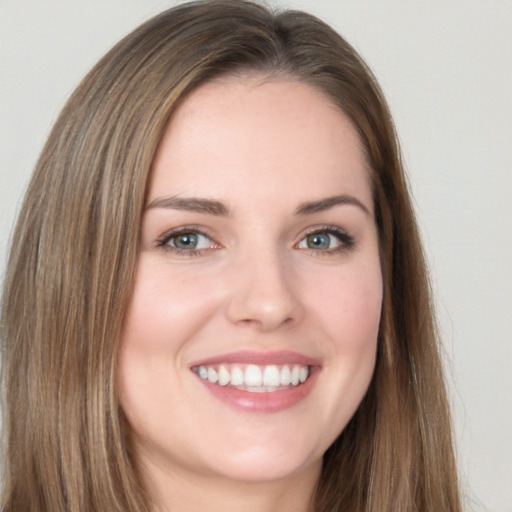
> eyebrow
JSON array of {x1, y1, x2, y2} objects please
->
[
  {"x1": 294, "y1": 194, "x2": 371, "y2": 216},
  {"x1": 146, "y1": 193, "x2": 370, "y2": 217},
  {"x1": 146, "y1": 196, "x2": 230, "y2": 216}
]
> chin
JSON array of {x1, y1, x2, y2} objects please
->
[{"x1": 201, "y1": 447, "x2": 322, "y2": 483}]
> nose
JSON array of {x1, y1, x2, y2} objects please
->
[{"x1": 225, "y1": 248, "x2": 305, "y2": 332}]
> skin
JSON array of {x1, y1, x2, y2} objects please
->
[{"x1": 118, "y1": 75, "x2": 383, "y2": 512}]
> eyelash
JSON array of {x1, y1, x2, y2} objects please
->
[
  {"x1": 297, "y1": 225, "x2": 356, "y2": 256},
  {"x1": 156, "y1": 225, "x2": 356, "y2": 257},
  {"x1": 156, "y1": 225, "x2": 219, "y2": 257}
]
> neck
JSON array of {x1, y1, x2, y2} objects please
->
[{"x1": 140, "y1": 457, "x2": 322, "y2": 512}]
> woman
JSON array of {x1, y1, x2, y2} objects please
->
[{"x1": 0, "y1": 1, "x2": 462, "y2": 510}]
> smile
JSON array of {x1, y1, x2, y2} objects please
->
[
  {"x1": 193, "y1": 363, "x2": 311, "y2": 392},
  {"x1": 190, "y1": 351, "x2": 320, "y2": 412}
]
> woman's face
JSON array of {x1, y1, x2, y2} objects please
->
[{"x1": 118, "y1": 76, "x2": 382, "y2": 486}]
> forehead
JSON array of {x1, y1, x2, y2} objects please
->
[{"x1": 149, "y1": 75, "x2": 372, "y2": 212}]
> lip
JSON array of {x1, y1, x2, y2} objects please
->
[
  {"x1": 190, "y1": 350, "x2": 321, "y2": 367},
  {"x1": 190, "y1": 350, "x2": 321, "y2": 413}
]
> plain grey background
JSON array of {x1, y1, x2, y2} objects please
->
[{"x1": 1, "y1": 1, "x2": 511, "y2": 511}]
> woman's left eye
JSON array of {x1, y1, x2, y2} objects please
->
[{"x1": 297, "y1": 228, "x2": 355, "y2": 252}]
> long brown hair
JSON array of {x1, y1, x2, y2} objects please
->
[{"x1": 1, "y1": 1, "x2": 462, "y2": 510}]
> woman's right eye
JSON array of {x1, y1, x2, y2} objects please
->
[{"x1": 158, "y1": 229, "x2": 218, "y2": 254}]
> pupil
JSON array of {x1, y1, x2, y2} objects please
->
[
  {"x1": 308, "y1": 233, "x2": 329, "y2": 250},
  {"x1": 176, "y1": 233, "x2": 197, "y2": 249}
]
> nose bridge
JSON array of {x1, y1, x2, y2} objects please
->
[{"x1": 225, "y1": 240, "x2": 303, "y2": 331}]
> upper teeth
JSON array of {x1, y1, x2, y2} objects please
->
[{"x1": 195, "y1": 364, "x2": 310, "y2": 391}]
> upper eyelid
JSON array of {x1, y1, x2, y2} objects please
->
[
  {"x1": 295, "y1": 224, "x2": 352, "y2": 240},
  {"x1": 157, "y1": 225, "x2": 217, "y2": 243},
  {"x1": 300, "y1": 225, "x2": 347, "y2": 234}
]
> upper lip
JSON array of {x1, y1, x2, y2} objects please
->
[{"x1": 190, "y1": 350, "x2": 321, "y2": 368}]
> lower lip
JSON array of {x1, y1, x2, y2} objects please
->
[{"x1": 195, "y1": 370, "x2": 319, "y2": 413}]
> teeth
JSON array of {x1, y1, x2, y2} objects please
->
[
  {"x1": 280, "y1": 365, "x2": 291, "y2": 385},
  {"x1": 218, "y1": 366, "x2": 230, "y2": 386},
  {"x1": 231, "y1": 366, "x2": 244, "y2": 386},
  {"x1": 263, "y1": 365, "x2": 280, "y2": 387},
  {"x1": 198, "y1": 366, "x2": 208, "y2": 380},
  {"x1": 290, "y1": 365, "x2": 300, "y2": 386},
  {"x1": 244, "y1": 365, "x2": 263, "y2": 387},
  {"x1": 195, "y1": 363, "x2": 311, "y2": 391},
  {"x1": 207, "y1": 367, "x2": 218, "y2": 384}
]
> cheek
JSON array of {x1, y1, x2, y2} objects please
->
[
  {"x1": 121, "y1": 257, "x2": 223, "y2": 353},
  {"x1": 117, "y1": 260, "x2": 224, "y2": 420},
  {"x1": 306, "y1": 264, "x2": 383, "y2": 354},
  {"x1": 117, "y1": 259, "x2": 225, "y2": 437},
  {"x1": 311, "y1": 264, "x2": 382, "y2": 419}
]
